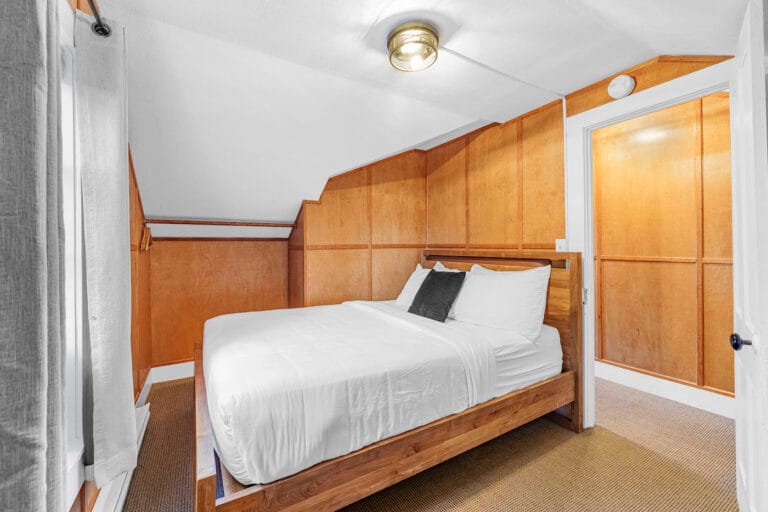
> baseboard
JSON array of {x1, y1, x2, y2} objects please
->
[
  {"x1": 595, "y1": 361, "x2": 735, "y2": 419},
  {"x1": 136, "y1": 371, "x2": 153, "y2": 407},
  {"x1": 149, "y1": 361, "x2": 194, "y2": 383}
]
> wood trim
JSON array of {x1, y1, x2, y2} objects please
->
[
  {"x1": 146, "y1": 218, "x2": 294, "y2": 229},
  {"x1": 598, "y1": 255, "x2": 698, "y2": 263},
  {"x1": 516, "y1": 118, "x2": 524, "y2": 249},
  {"x1": 128, "y1": 149, "x2": 146, "y2": 220},
  {"x1": 151, "y1": 237, "x2": 288, "y2": 242},
  {"x1": 195, "y1": 342, "x2": 218, "y2": 512},
  {"x1": 464, "y1": 134, "x2": 471, "y2": 248},
  {"x1": 68, "y1": 480, "x2": 98, "y2": 512},
  {"x1": 565, "y1": 55, "x2": 732, "y2": 117},
  {"x1": 304, "y1": 244, "x2": 369, "y2": 250},
  {"x1": 695, "y1": 99, "x2": 705, "y2": 386},
  {"x1": 196, "y1": 249, "x2": 583, "y2": 511}
]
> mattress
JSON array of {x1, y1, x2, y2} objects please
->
[
  {"x1": 442, "y1": 319, "x2": 563, "y2": 397},
  {"x1": 203, "y1": 300, "x2": 562, "y2": 486}
]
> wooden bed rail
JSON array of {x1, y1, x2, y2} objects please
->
[
  {"x1": 195, "y1": 249, "x2": 583, "y2": 511},
  {"x1": 195, "y1": 342, "x2": 217, "y2": 512}
]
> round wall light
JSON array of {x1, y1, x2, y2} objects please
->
[{"x1": 387, "y1": 22, "x2": 439, "y2": 72}]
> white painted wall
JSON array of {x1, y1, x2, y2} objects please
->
[{"x1": 98, "y1": 0, "x2": 746, "y2": 225}]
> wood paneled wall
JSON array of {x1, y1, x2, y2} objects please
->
[
  {"x1": 290, "y1": 151, "x2": 426, "y2": 307},
  {"x1": 149, "y1": 240, "x2": 288, "y2": 366},
  {"x1": 129, "y1": 153, "x2": 152, "y2": 399},
  {"x1": 427, "y1": 100, "x2": 565, "y2": 249},
  {"x1": 289, "y1": 101, "x2": 566, "y2": 306},
  {"x1": 565, "y1": 56, "x2": 730, "y2": 117},
  {"x1": 592, "y1": 92, "x2": 733, "y2": 394}
]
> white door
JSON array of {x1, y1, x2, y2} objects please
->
[{"x1": 730, "y1": 0, "x2": 768, "y2": 510}]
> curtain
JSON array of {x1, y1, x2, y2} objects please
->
[
  {"x1": 0, "y1": 1, "x2": 66, "y2": 511},
  {"x1": 75, "y1": 13, "x2": 137, "y2": 487}
]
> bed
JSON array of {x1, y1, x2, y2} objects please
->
[{"x1": 195, "y1": 249, "x2": 583, "y2": 512}]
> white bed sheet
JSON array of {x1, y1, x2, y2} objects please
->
[
  {"x1": 442, "y1": 319, "x2": 563, "y2": 396},
  {"x1": 203, "y1": 301, "x2": 563, "y2": 486},
  {"x1": 203, "y1": 300, "x2": 496, "y2": 485}
]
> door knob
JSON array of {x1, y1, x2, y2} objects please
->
[{"x1": 730, "y1": 333, "x2": 753, "y2": 351}]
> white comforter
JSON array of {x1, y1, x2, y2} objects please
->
[{"x1": 203, "y1": 301, "x2": 496, "y2": 485}]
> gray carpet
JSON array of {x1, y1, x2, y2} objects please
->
[{"x1": 124, "y1": 378, "x2": 736, "y2": 512}]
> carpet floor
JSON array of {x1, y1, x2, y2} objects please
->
[{"x1": 124, "y1": 378, "x2": 736, "y2": 512}]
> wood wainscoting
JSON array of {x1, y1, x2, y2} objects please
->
[
  {"x1": 149, "y1": 239, "x2": 288, "y2": 366},
  {"x1": 129, "y1": 151, "x2": 152, "y2": 399},
  {"x1": 290, "y1": 150, "x2": 427, "y2": 307},
  {"x1": 289, "y1": 101, "x2": 567, "y2": 307},
  {"x1": 427, "y1": 100, "x2": 565, "y2": 249},
  {"x1": 592, "y1": 91, "x2": 733, "y2": 395}
]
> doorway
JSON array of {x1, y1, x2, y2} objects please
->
[
  {"x1": 564, "y1": 60, "x2": 735, "y2": 428},
  {"x1": 591, "y1": 92, "x2": 734, "y2": 397}
]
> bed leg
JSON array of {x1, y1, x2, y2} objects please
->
[{"x1": 196, "y1": 473, "x2": 217, "y2": 512}]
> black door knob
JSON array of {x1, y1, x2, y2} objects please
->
[{"x1": 731, "y1": 333, "x2": 753, "y2": 351}]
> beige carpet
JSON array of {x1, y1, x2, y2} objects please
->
[
  {"x1": 124, "y1": 378, "x2": 736, "y2": 512},
  {"x1": 124, "y1": 379, "x2": 194, "y2": 512}
]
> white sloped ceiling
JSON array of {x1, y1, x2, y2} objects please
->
[{"x1": 100, "y1": 0, "x2": 746, "y2": 227}]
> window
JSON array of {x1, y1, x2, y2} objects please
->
[{"x1": 60, "y1": 11, "x2": 84, "y2": 504}]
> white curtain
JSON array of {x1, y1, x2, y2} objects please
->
[
  {"x1": 75, "y1": 13, "x2": 137, "y2": 487},
  {"x1": 0, "y1": 1, "x2": 66, "y2": 510}
]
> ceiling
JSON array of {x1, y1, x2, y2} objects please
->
[{"x1": 100, "y1": 0, "x2": 746, "y2": 228}]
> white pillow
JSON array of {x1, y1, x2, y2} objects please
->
[
  {"x1": 395, "y1": 264, "x2": 431, "y2": 308},
  {"x1": 452, "y1": 265, "x2": 551, "y2": 340}
]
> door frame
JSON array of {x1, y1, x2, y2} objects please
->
[{"x1": 564, "y1": 59, "x2": 734, "y2": 429}]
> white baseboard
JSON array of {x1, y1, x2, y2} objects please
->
[
  {"x1": 595, "y1": 361, "x2": 735, "y2": 419},
  {"x1": 149, "y1": 361, "x2": 194, "y2": 384},
  {"x1": 136, "y1": 370, "x2": 153, "y2": 407}
]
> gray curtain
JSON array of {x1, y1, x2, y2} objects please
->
[
  {"x1": 75, "y1": 13, "x2": 137, "y2": 488},
  {"x1": 0, "y1": 1, "x2": 66, "y2": 511}
]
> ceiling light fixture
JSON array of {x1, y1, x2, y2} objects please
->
[{"x1": 387, "y1": 22, "x2": 439, "y2": 72}]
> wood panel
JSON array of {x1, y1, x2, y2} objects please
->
[
  {"x1": 593, "y1": 101, "x2": 700, "y2": 258},
  {"x1": 566, "y1": 56, "x2": 731, "y2": 117},
  {"x1": 600, "y1": 261, "x2": 699, "y2": 383},
  {"x1": 129, "y1": 151, "x2": 151, "y2": 398},
  {"x1": 371, "y1": 248, "x2": 421, "y2": 301},
  {"x1": 703, "y1": 264, "x2": 734, "y2": 393},
  {"x1": 426, "y1": 137, "x2": 467, "y2": 247},
  {"x1": 305, "y1": 169, "x2": 369, "y2": 246},
  {"x1": 521, "y1": 101, "x2": 565, "y2": 247},
  {"x1": 68, "y1": 480, "x2": 98, "y2": 512},
  {"x1": 370, "y1": 151, "x2": 426, "y2": 245},
  {"x1": 593, "y1": 92, "x2": 733, "y2": 393},
  {"x1": 304, "y1": 249, "x2": 369, "y2": 306},
  {"x1": 289, "y1": 206, "x2": 305, "y2": 250},
  {"x1": 150, "y1": 240, "x2": 288, "y2": 365},
  {"x1": 466, "y1": 122, "x2": 520, "y2": 246},
  {"x1": 137, "y1": 249, "x2": 152, "y2": 388},
  {"x1": 288, "y1": 250, "x2": 304, "y2": 308},
  {"x1": 702, "y1": 92, "x2": 733, "y2": 260}
]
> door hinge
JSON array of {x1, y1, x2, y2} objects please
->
[{"x1": 583, "y1": 287, "x2": 589, "y2": 305}]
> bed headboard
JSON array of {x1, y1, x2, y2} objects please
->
[{"x1": 420, "y1": 249, "x2": 583, "y2": 425}]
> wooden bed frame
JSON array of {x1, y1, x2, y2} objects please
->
[{"x1": 195, "y1": 249, "x2": 583, "y2": 512}]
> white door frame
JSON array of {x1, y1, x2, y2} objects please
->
[{"x1": 564, "y1": 60, "x2": 734, "y2": 429}]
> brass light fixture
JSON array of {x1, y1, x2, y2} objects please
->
[{"x1": 387, "y1": 22, "x2": 439, "y2": 72}]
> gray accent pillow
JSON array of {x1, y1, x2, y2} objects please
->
[{"x1": 408, "y1": 270, "x2": 466, "y2": 322}]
